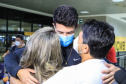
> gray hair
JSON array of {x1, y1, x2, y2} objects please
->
[{"x1": 20, "y1": 27, "x2": 63, "y2": 82}]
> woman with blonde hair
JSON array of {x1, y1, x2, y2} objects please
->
[{"x1": 10, "y1": 27, "x2": 63, "y2": 84}]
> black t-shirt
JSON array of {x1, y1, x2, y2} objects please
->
[{"x1": 61, "y1": 43, "x2": 81, "y2": 66}]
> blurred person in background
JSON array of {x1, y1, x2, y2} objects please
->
[
  {"x1": 106, "y1": 46, "x2": 117, "y2": 64},
  {"x1": 3, "y1": 34, "x2": 25, "y2": 84},
  {"x1": 2, "y1": 34, "x2": 25, "y2": 58},
  {"x1": 10, "y1": 34, "x2": 25, "y2": 52}
]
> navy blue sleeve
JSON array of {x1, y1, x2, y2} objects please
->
[
  {"x1": 114, "y1": 69, "x2": 126, "y2": 84},
  {"x1": 4, "y1": 48, "x2": 24, "y2": 77}
]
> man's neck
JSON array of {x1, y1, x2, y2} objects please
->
[
  {"x1": 17, "y1": 45, "x2": 23, "y2": 48},
  {"x1": 81, "y1": 54, "x2": 93, "y2": 63}
]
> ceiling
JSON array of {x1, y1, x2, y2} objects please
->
[{"x1": 0, "y1": 0, "x2": 126, "y2": 17}]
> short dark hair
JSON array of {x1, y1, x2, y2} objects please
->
[
  {"x1": 53, "y1": 5, "x2": 78, "y2": 28},
  {"x1": 16, "y1": 34, "x2": 24, "y2": 40},
  {"x1": 82, "y1": 19, "x2": 115, "y2": 58}
]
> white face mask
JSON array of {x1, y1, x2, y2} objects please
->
[
  {"x1": 73, "y1": 36, "x2": 79, "y2": 53},
  {"x1": 15, "y1": 41, "x2": 20, "y2": 46},
  {"x1": 73, "y1": 36, "x2": 84, "y2": 53}
]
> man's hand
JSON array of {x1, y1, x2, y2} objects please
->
[
  {"x1": 102, "y1": 63, "x2": 121, "y2": 84},
  {"x1": 17, "y1": 68, "x2": 40, "y2": 84}
]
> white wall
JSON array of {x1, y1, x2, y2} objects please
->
[
  {"x1": 106, "y1": 16, "x2": 126, "y2": 37},
  {"x1": 74, "y1": 16, "x2": 106, "y2": 38},
  {"x1": 75, "y1": 15, "x2": 126, "y2": 37}
]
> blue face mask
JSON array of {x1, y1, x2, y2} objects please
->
[{"x1": 58, "y1": 34, "x2": 74, "y2": 47}]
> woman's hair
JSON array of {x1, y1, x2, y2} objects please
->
[{"x1": 20, "y1": 27, "x2": 63, "y2": 82}]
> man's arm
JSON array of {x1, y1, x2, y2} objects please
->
[
  {"x1": 4, "y1": 49, "x2": 23, "y2": 77},
  {"x1": 114, "y1": 69, "x2": 126, "y2": 84},
  {"x1": 4, "y1": 48, "x2": 39, "y2": 84}
]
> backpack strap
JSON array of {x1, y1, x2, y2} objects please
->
[{"x1": 10, "y1": 46, "x2": 16, "y2": 52}]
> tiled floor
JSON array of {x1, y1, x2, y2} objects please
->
[{"x1": 0, "y1": 80, "x2": 4, "y2": 84}]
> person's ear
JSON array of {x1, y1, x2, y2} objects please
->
[
  {"x1": 52, "y1": 23, "x2": 55, "y2": 27},
  {"x1": 52, "y1": 23, "x2": 57, "y2": 31},
  {"x1": 82, "y1": 44, "x2": 89, "y2": 54}
]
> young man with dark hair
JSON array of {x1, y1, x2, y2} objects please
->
[
  {"x1": 44, "y1": 19, "x2": 118, "y2": 84},
  {"x1": 4, "y1": 5, "x2": 120, "y2": 84},
  {"x1": 52, "y1": 5, "x2": 81, "y2": 66}
]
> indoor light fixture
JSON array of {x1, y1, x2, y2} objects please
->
[
  {"x1": 80, "y1": 11, "x2": 89, "y2": 14},
  {"x1": 112, "y1": 0, "x2": 124, "y2": 2}
]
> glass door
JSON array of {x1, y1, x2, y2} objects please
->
[{"x1": 0, "y1": 34, "x2": 6, "y2": 62}]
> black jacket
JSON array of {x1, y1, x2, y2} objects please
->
[
  {"x1": 61, "y1": 43, "x2": 81, "y2": 66},
  {"x1": 114, "y1": 69, "x2": 126, "y2": 84}
]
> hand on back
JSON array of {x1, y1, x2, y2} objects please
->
[{"x1": 17, "y1": 68, "x2": 40, "y2": 84}]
